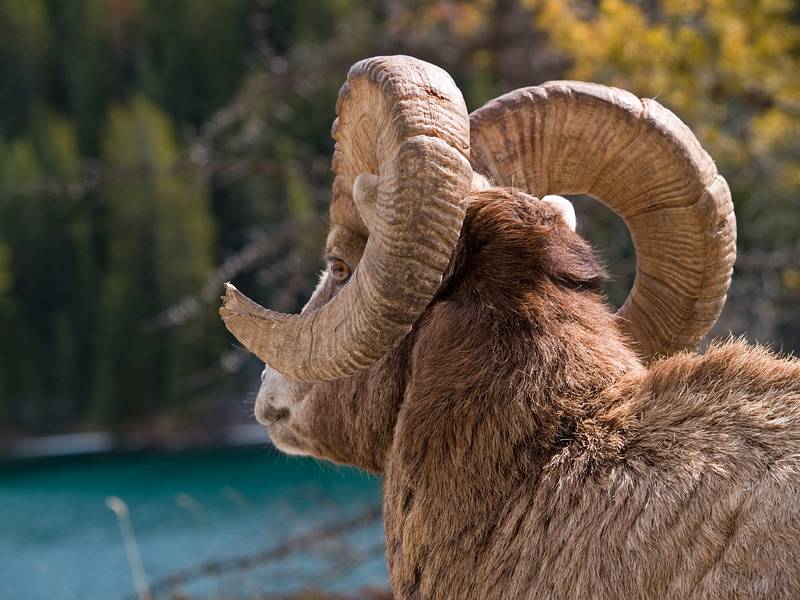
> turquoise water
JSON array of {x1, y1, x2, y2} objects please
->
[{"x1": 0, "y1": 447, "x2": 387, "y2": 599}]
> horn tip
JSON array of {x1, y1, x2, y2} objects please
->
[
  {"x1": 218, "y1": 283, "x2": 289, "y2": 328},
  {"x1": 219, "y1": 282, "x2": 251, "y2": 321}
]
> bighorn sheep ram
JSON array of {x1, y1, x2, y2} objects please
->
[{"x1": 220, "y1": 56, "x2": 800, "y2": 599}]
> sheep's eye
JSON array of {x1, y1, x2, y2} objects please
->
[{"x1": 328, "y1": 258, "x2": 351, "y2": 283}]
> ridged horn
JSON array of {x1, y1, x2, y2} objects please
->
[
  {"x1": 221, "y1": 56, "x2": 472, "y2": 381},
  {"x1": 469, "y1": 82, "x2": 736, "y2": 360}
]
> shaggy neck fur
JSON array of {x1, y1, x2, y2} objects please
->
[{"x1": 383, "y1": 190, "x2": 643, "y2": 595}]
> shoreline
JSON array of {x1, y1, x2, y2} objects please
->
[{"x1": 1, "y1": 422, "x2": 269, "y2": 463}]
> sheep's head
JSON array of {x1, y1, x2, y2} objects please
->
[
  {"x1": 245, "y1": 185, "x2": 585, "y2": 463},
  {"x1": 220, "y1": 56, "x2": 736, "y2": 463}
]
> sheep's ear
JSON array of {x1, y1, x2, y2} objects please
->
[
  {"x1": 542, "y1": 195, "x2": 576, "y2": 232},
  {"x1": 546, "y1": 235, "x2": 609, "y2": 292},
  {"x1": 353, "y1": 172, "x2": 379, "y2": 229}
]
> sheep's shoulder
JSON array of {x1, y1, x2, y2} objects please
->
[{"x1": 618, "y1": 339, "x2": 800, "y2": 479}]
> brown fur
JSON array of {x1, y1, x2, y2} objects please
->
[{"x1": 260, "y1": 188, "x2": 800, "y2": 599}]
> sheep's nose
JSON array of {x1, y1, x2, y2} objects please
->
[
  {"x1": 256, "y1": 365, "x2": 293, "y2": 425},
  {"x1": 256, "y1": 403, "x2": 290, "y2": 425}
]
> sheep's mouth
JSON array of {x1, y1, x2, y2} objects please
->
[{"x1": 258, "y1": 405, "x2": 290, "y2": 424}]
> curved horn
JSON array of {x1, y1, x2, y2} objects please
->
[
  {"x1": 221, "y1": 56, "x2": 472, "y2": 381},
  {"x1": 469, "y1": 82, "x2": 736, "y2": 360}
]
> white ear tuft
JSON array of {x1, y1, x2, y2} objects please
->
[
  {"x1": 542, "y1": 195, "x2": 576, "y2": 232},
  {"x1": 353, "y1": 172, "x2": 379, "y2": 229},
  {"x1": 472, "y1": 172, "x2": 493, "y2": 190}
]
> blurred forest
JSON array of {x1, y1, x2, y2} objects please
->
[{"x1": 0, "y1": 0, "x2": 797, "y2": 438}]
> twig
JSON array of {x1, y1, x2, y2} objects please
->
[{"x1": 107, "y1": 496, "x2": 154, "y2": 600}]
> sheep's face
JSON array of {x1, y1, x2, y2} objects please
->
[
  {"x1": 255, "y1": 215, "x2": 411, "y2": 468},
  {"x1": 254, "y1": 265, "x2": 353, "y2": 457}
]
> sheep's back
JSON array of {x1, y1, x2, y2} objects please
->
[{"x1": 476, "y1": 340, "x2": 800, "y2": 598}]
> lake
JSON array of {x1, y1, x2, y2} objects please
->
[{"x1": 0, "y1": 446, "x2": 388, "y2": 599}]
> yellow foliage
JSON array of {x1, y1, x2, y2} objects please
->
[
  {"x1": 783, "y1": 268, "x2": 800, "y2": 293},
  {"x1": 418, "y1": 0, "x2": 492, "y2": 38},
  {"x1": 530, "y1": 0, "x2": 800, "y2": 247}
]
